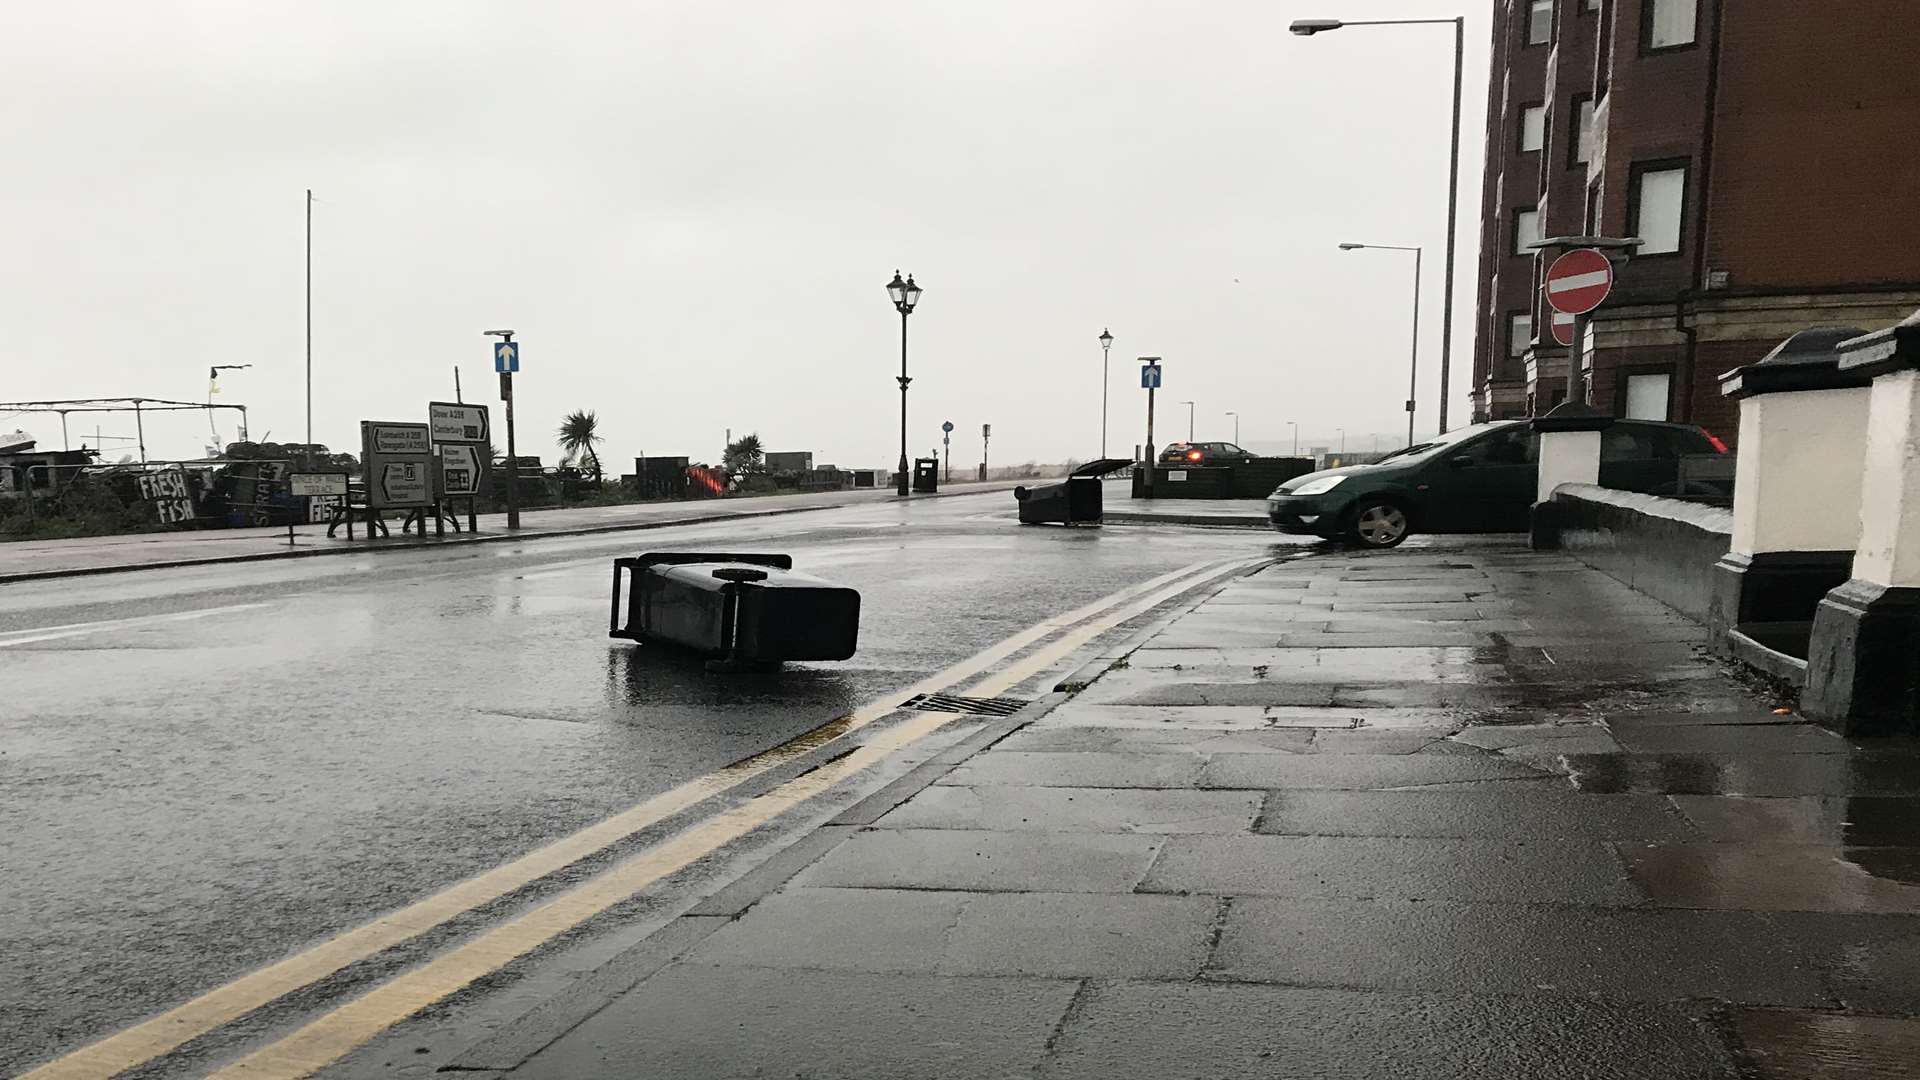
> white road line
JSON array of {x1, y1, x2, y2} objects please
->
[{"x1": 0, "y1": 604, "x2": 269, "y2": 648}]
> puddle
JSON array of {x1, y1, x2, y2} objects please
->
[{"x1": 1735, "y1": 1009, "x2": 1920, "y2": 1079}]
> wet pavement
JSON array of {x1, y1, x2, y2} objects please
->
[
  {"x1": 457, "y1": 539, "x2": 1920, "y2": 1080},
  {"x1": 0, "y1": 492, "x2": 1297, "y2": 1076}
]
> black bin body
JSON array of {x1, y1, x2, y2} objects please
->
[
  {"x1": 610, "y1": 553, "x2": 859, "y2": 662},
  {"x1": 913, "y1": 457, "x2": 939, "y2": 493},
  {"x1": 1015, "y1": 458, "x2": 1132, "y2": 525}
]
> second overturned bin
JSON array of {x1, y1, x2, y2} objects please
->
[
  {"x1": 610, "y1": 553, "x2": 860, "y2": 667},
  {"x1": 1014, "y1": 458, "x2": 1133, "y2": 525}
]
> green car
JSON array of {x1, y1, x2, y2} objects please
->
[{"x1": 1266, "y1": 419, "x2": 1729, "y2": 548}]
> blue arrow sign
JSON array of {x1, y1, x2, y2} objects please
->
[
  {"x1": 494, "y1": 342, "x2": 519, "y2": 373},
  {"x1": 1140, "y1": 363, "x2": 1161, "y2": 389}
]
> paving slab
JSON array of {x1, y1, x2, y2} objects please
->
[
  {"x1": 1764, "y1": 912, "x2": 1920, "y2": 1013},
  {"x1": 1624, "y1": 843, "x2": 1920, "y2": 914},
  {"x1": 686, "y1": 887, "x2": 966, "y2": 973},
  {"x1": 512, "y1": 964, "x2": 1078, "y2": 1080},
  {"x1": 1036, "y1": 982, "x2": 1739, "y2": 1080},
  {"x1": 1732, "y1": 1008, "x2": 1920, "y2": 1080},
  {"x1": 1256, "y1": 788, "x2": 1696, "y2": 840},
  {"x1": 1140, "y1": 835, "x2": 1645, "y2": 904},
  {"x1": 795, "y1": 828, "x2": 1163, "y2": 893},
  {"x1": 1565, "y1": 752, "x2": 1920, "y2": 797},
  {"x1": 1609, "y1": 722, "x2": 1854, "y2": 755},
  {"x1": 1670, "y1": 794, "x2": 1920, "y2": 845},
  {"x1": 941, "y1": 750, "x2": 1206, "y2": 789},
  {"x1": 1201, "y1": 752, "x2": 1546, "y2": 790},
  {"x1": 877, "y1": 785, "x2": 1263, "y2": 834},
  {"x1": 941, "y1": 892, "x2": 1218, "y2": 979},
  {"x1": 1211, "y1": 898, "x2": 1827, "y2": 1005},
  {"x1": 994, "y1": 725, "x2": 1314, "y2": 755},
  {"x1": 1030, "y1": 702, "x2": 1458, "y2": 731}
]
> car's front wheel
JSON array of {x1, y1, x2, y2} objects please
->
[{"x1": 1347, "y1": 500, "x2": 1411, "y2": 548}]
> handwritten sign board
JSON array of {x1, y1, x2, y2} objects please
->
[{"x1": 136, "y1": 466, "x2": 196, "y2": 524}]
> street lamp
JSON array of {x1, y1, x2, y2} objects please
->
[
  {"x1": 886, "y1": 270, "x2": 923, "y2": 496},
  {"x1": 1341, "y1": 242, "x2": 1424, "y2": 447},
  {"x1": 1178, "y1": 400, "x2": 1195, "y2": 442},
  {"x1": 1293, "y1": 14, "x2": 1464, "y2": 435},
  {"x1": 1225, "y1": 410, "x2": 1239, "y2": 444},
  {"x1": 1288, "y1": 420, "x2": 1299, "y2": 457},
  {"x1": 1098, "y1": 328, "x2": 1114, "y2": 457}
]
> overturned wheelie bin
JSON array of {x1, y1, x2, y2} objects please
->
[
  {"x1": 610, "y1": 553, "x2": 860, "y2": 670},
  {"x1": 1014, "y1": 458, "x2": 1133, "y2": 525}
]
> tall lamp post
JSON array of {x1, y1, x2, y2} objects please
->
[
  {"x1": 886, "y1": 270, "x2": 923, "y2": 496},
  {"x1": 1292, "y1": 15, "x2": 1463, "y2": 434},
  {"x1": 1179, "y1": 400, "x2": 1195, "y2": 442},
  {"x1": 1225, "y1": 410, "x2": 1239, "y2": 444},
  {"x1": 1098, "y1": 328, "x2": 1114, "y2": 457},
  {"x1": 1288, "y1": 420, "x2": 1300, "y2": 457},
  {"x1": 1340, "y1": 242, "x2": 1424, "y2": 447}
]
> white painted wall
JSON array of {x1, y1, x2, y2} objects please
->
[
  {"x1": 1853, "y1": 369, "x2": 1920, "y2": 587},
  {"x1": 1536, "y1": 429, "x2": 1601, "y2": 503},
  {"x1": 1730, "y1": 386, "x2": 1870, "y2": 555}
]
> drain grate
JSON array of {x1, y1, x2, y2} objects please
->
[{"x1": 900, "y1": 693, "x2": 1032, "y2": 717}]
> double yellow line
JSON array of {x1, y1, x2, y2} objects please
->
[{"x1": 25, "y1": 555, "x2": 1263, "y2": 1080}]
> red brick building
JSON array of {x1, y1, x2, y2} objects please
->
[{"x1": 1470, "y1": 0, "x2": 1920, "y2": 441}]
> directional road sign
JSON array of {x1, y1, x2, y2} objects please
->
[
  {"x1": 379, "y1": 462, "x2": 429, "y2": 505},
  {"x1": 361, "y1": 421, "x2": 435, "y2": 509},
  {"x1": 1544, "y1": 248, "x2": 1614, "y2": 315},
  {"x1": 1141, "y1": 361, "x2": 1162, "y2": 389},
  {"x1": 941, "y1": 420, "x2": 954, "y2": 434},
  {"x1": 429, "y1": 402, "x2": 490, "y2": 444},
  {"x1": 438, "y1": 444, "x2": 482, "y2": 496},
  {"x1": 493, "y1": 341, "x2": 520, "y2": 373}
]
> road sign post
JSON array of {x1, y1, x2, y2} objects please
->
[
  {"x1": 1140, "y1": 358, "x2": 1162, "y2": 496},
  {"x1": 1544, "y1": 249, "x2": 1615, "y2": 405},
  {"x1": 941, "y1": 420, "x2": 954, "y2": 483},
  {"x1": 489, "y1": 334, "x2": 521, "y2": 529}
]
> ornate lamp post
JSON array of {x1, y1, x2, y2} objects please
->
[{"x1": 886, "y1": 270, "x2": 923, "y2": 495}]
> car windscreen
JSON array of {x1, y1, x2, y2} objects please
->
[{"x1": 1381, "y1": 424, "x2": 1519, "y2": 464}]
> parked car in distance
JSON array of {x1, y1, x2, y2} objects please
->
[
  {"x1": 1266, "y1": 419, "x2": 1730, "y2": 548},
  {"x1": 1158, "y1": 441, "x2": 1258, "y2": 466}
]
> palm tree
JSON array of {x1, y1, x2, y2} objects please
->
[
  {"x1": 723, "y1": 433, "x2": 764, "y2": 478},
  {"x1": 556, "y1": 410, "x2": 604, "y2": 484}
]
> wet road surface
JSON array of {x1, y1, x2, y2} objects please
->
[{"x1": 0, "y1": 493, "x2": 1293, "y2": 1075}]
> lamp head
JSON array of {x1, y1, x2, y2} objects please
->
[{"x1": 1289, "y1": 19, "x2": 1343, "y2": 36}]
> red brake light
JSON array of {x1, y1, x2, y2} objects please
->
[
  {"x1": 1705, "y1": 431, "x2": 1730, "y2": 454},
  {"x1": 1187, "y1": 450, "x2": 1202, "y2": 461}
]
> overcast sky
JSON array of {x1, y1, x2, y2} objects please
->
[{"x1": 5, "y1": 1, "x2": 1491, "y2": 467}]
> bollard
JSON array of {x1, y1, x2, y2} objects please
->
[{"x1": 610, "y1": 552, "x2": 860, "y2": 670}]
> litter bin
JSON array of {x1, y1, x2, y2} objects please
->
[
  {"x1": 913, "y1": 457, "x2": 939, "y2": 493},
  {"x1": 1014, "y1": 458, "x2": 1132, "y2": 525},
  {"x1": 609, "y1": 552, "x2": 861, "y2": 668}
]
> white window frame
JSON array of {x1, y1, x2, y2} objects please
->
[
  {"x1": 1574, "y1": 99, "x2": 1596, "y2": 164},
  {"x1": 1519, "y1": 105, "x2": 1546, "y2": 154},
  {"x1": 1527, "y1": 0, "x2": 1553, "y2": 44},
  {"x1": 1631, "y1": 166, "x2": 1686, "y2": 255},
  {"x1": 1513, "y1": 207, "x2": 1542, "y2": 256},
  {"x1": 1508, "y1": 313, "x2": 1533, "y2": 357},
  {"x1": 1646, "y1": 0, "x2": 1698, "y2": 49}
]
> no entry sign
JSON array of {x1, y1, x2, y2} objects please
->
[
  {"x1": 1544, "y1": 248, "x2": 1614, "y2": 315},
  {"x1": 1550, "y1": 310, "x2": 1576, "y2": 347}
]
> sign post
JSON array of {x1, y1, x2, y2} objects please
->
[
  {"x1": 489, "y1": 333, "x2": 521, "y2": 529},
  {"x1": 941, "y1": 420, "x2": 954, "y2": 483},
  {"x1": 981, "y1": 423, "x2": 991, "y2": 480},
  {"x1": 1140, "y1": 358, "x2": 1162, "y2": 495},
  {"x1": 288, "y1": 472, "x2": 348, "y2": 545},
  {"x1": 1543, "y1": 248, "x2": 1614, "y2": 404},
  {"x1": 360, "y1": 421, "x2": 434, "y2": 539},
  {"x1": 429, "y1": 400, "x2": 491, "y2": 532}
]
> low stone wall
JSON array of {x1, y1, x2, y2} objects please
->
[{"x1": 1545, "y1": 483, "x2": 1733, "y2": 624}]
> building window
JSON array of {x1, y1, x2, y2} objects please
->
[
  {"x1": 1624, "y1": 373, "x2": 1672, "y2": 420},
  {"x1": 1630, "y1": 164, "x2": 1687, "y2": 255},
  {"x1": 1527, "y1": 0, "x2": 1552, "y2": 44},
  {"x1": 1508, "y1": 313, "x2": 1533, "y2": 357},
  {"x1": 1645, "y1": 0, "x2": 1698, "y2": 49},
  {"x1": 1519, "y1": 105, "x2": 1546, "y2": 153},
  {"x1": 1573, "y1": 97, "x2": 1596, "y2": 164},
  {"x1": 1513, "y1": 207, "x2": 1541, "y2": 256},
  {"x1": 1583, "y1": 0, "x2": 1600, "y2": 11}
]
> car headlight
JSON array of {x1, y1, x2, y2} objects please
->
[{"x1": 1289, "y1": 475, "x2": 1347, "y2": 497}]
